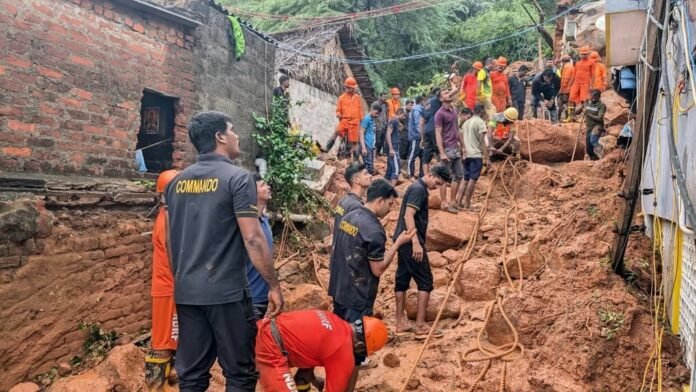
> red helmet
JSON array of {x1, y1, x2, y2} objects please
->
[
  {"x1": 497, "y1": 56, "x2": 508, "y2": 67},
  {"x1": 156, "y1": 169, "x2": 179, "y2": 193}
]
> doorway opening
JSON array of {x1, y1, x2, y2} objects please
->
[{"x1": 136, "y1": 90, "x2": 177, "y2": 173}]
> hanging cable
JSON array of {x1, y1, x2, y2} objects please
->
[{"x1": 240, "y1": 0, "x2": 593, "y2": 66}]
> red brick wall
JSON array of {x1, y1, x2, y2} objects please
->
[{"x1": 0, "y1": 0, "x2": 197, "y2": 176}]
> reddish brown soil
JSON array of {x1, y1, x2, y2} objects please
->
[{"x1": 21, "y1": 138, "x2": 688, "y2": 391}]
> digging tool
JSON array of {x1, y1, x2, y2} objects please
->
[{"x1": 570, "y1": 113, "x2": 586, "y2": 162}]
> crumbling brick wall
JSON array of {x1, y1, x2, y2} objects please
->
[
  {"x1": 0, "y1": 178, "x2": 157, "y2": 388},
  {"x1": 0, "y1": 0, "x2": 197, "y2": 176}
]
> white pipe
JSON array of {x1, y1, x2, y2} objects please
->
[{"x1": 255, "y1": 158, "x2": 268, "y2": 177}]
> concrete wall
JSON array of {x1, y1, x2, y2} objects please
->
[
  {"x1": 288, "y1": 78, "x2": 340, "y2": 147},
  {"x1": 0, "y1": 0, "x2": 197, "y2": 176},
  {"x1": 162, "y1": 0, "x2": 276, "y2": 166}
]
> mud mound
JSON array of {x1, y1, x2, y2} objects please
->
[{"x1": 517, "y1": 119, "x2": 586, "y2": 163}]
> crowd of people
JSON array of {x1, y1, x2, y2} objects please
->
[{"x1": 141, "y1": 45, "x2": 617, "y2": 392}]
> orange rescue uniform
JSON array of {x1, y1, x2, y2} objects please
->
[
  {"x1": 490, "y1": 71, "x2": 511, "y2": 112},
  {"x1": 460, "y1": 73, "x2": 478, "y2": 110},
  {"x1": 593, "y1": 62, "x2": 607, "y2": 91},
  {"x1": 569, "y1": 58, "x2": 596, "y2": 104},
  {"x1": 559, "y1": 63, "x2": 575, "y2": 94},
  {"x1": 256, "y1": 310, "x2": 355, "y2": 392},
  {"x1": 336, "y1": 92, "x2": 364, "y2": 143},
  {"x1": 151, "y1": 208, "x2": 178, "y2": 351},
  {"x1": 386, "y1": 97, "x2": 401, "y2": 120}
]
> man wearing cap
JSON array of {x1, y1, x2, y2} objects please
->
[
  {"x1": 387, "y1": 87, "x2": 401, "y2": 120},
  {"x1": 508, "y1": 65, "x2": 529, "y2": 120},
  {"x1": 255, "y1": 310, "x2": 388, "y2": 392},
  {"x1": 460, "y1": 63, "x2": 480, "y2": 110},
  {"x1": 590, "y1": 51, "x2": 607, "y2": 92},
  {"x1": 491, "y1": 56, "x2": 512, "y2": 112},
  {"x1": 145, "y1": 169, "x2": 179, "y2": 392},
  {"x1": 531, "y1": 69, "x2": 561, "y2": 122},
  {"x1": 569, "y1": 46, "x2": 596, "y2": 118},
  {"x1": 558, "y1": 55, "x2": 575, "y2": 122},
  {"x1": 477, "y1": 58, "x2": 497, "y2": 119},
  {"x1": 488, "y1": 107, "x2": 521, "y2": 159},
  {"x1": 326, "y1": 78, "x2": 364, "y2": 160}
]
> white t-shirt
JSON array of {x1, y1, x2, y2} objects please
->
[{"x1": 461, "y1": 115, "x2": 487, "y2": 158}]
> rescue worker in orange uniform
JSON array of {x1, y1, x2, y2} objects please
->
[
  {"x1": 387, "y1": 87, "x2": 401, "y2": 120},
  {"x1": 491, "y1": 56, "x2": 512, "y2": 112},
  {"x1": 558, "y1": 54, "x2": 575, "y2": 122},
  {"x1": 325, "y1": 77, "x2": 364, "y2": 160},
  {"x1": 568, "y1": 46, "x2": 596, "y2": 118},
  {"x1": 488, "y1": 107, "x2": 521, "y2": 159},
  {"x1": 145, "y1": 169, "x2": 180, "y2": 392},
  {"x1": 255, "y1": 310, "x2": 388, "y2": 392},
  {"x1": 590, "y1": 51, "x2": 607, "y2": 92},
  {"x1": 459, "y1": 62, "x2": 481, "y2": 110}
]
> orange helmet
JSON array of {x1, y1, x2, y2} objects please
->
[
  {"x1": 497, "y1": 56, "x2": 508, "y2": 67},
  {"x1": 344, "y1": 77, "x2": 358, "y2": 88},
  {"x1": 472, "y1": 61, "x2": 483, "y2": 70},
  {"x1": 156, "y1": 169, "x2": 179, "y2": 193},
  {"x1": 390, "y1": 87, "x2": 400, "y2": 95},
  {"x1": 363, "y1": 316, "x2": 388, "y2": 355},
  {"x1": 579, "y1": 46, "x2": 591, "y2": 55}
]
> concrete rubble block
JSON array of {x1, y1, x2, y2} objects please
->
[
  {"x1": 283, "y1": 283, "x2": 331, "y2": 311},
  {"x1": 518, "y1": 119, "x2": 586, "y2": 163},
  {"x1": 504, "y1": 240, "x2": 544, "y2": 279},
  {"x1": 49, "y1": 344, "x2": 145, "y2": 392},
  {"x1": 425, "y1": 211, "x2": 477, "y2": 252},
  {"x1": 455, "y1": 258, "x2": 501, "y2": 301},
  {"x1": 302, "y1": 161, "x2": 337, "y2": 194},
  {"x1": 303, "y1": 158, "x2": 326, "y2": 180},
  {"x1": 405, "y1": 288, "x2": 460, "y2": 321}
]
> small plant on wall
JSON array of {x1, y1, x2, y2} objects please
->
[{"x1": 253, "y1": 98, "x2": 325, "y2": 216}]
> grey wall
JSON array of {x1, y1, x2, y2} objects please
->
[
  {"x1": 160, "y1": 0, "x2": 276, "y2": 167},
  {"x1": 288, "y1": 77, "x2": 339, "y2": 147}
]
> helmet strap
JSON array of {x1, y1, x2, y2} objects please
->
[{"x1": 351, "y1": 319, "x2": 367, "y2": 360}]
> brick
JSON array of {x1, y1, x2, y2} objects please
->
[
  {"x1": 46, "y1": 22, "x2": 68, "y2": 36},
  {"x1": 0, "y1": 105, "x2": 20, "y2": 117},
  {"x1": 60, "y1": 97, "x2": 82, "y2": 108},
  {"x1": 0, "y1": 256, "x2": 21, "y2": 269},
  {"x1": 0, "y1": 79, "x2": 23, "y2": 93},
  {"x1": 4, "y1": 2, "x2": 17, "y2": 16},
  {"x1": 27, "y1": 137, "x2": 55, "y2": 148},
  {"x1": 2, "y1": 147, "x2": 32, "y2": 157},
  {"x1": 133, "y1": 23, "x2": 144, "y2": 33},
  {"x1": 82, "y1": 125, "x2": 103, "y2": 134},
  {"x1": 14, "y1": 18, "x2": 32, "y2": 30},
  {"x1": 5, "y1": 55, "x2": 32, "y2": 69},
  {"x1": 7, "y1": 120, "x2": 36, "y2": 133},
  {"x1": 0, "y1": 65, "x2": 4, "y2": 75},
  {"x1": 69, "y1": 55, "x2": 94, "y2": 67},
  {"x1": 71, "y1": 88, "x2": 93, "y2": 100},
  {"x1": 104, "y1": 243, "x2": 144, "y2": 258},
  {"x1": 123, "y1": 17, "x2": 133, "y2": 27},
  {"x1": 104, "y1": 9, "x2": 114, "y2": 19},
  {"x1": 37, "y1": 66, "x2": 63, "y2": 80}
]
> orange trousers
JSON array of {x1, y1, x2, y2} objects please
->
[{"x1": 569, "y1": 82, "x2": 591, "y2": 104}]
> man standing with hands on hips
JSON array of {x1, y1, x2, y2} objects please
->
[{"x1": 165, "y1": 111, "x2": 283, "y2": 392}]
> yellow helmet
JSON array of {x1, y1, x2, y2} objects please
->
[{"x1": 503, "y1": 107, "x2": 519, "y2": 122}]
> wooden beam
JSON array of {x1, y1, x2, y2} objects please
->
[{"x1": 610, "y1": 0, "x2": 667, "y2": 274}]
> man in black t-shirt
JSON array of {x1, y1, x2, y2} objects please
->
[
  {"x1": 272, "y1": 75, "x2": 290, "y2": 104},
  {"x1": 393, "y1": 165, "x2": 451, "y2": 339},
  {"x1": 165, "y1": 111, "x2": 283, "y2": 392},
  {"x1": 332, "y1": 163, "x2": 371, "y2": 235}
]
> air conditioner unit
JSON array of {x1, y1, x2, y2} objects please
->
[{"x1": 606, "y1": 0, "x2": 649, "y2": 67}]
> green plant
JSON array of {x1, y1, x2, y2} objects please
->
[
  {"x1": 32, "y1": 366, "x2": 58, "y2": 386},
  {"x1": 598, "y1": 255, "x2": 611, "y2": 269},
  {"x1": 253, "y1": 98, "x2": 325, "y2": 216},
  {"x1": 598, "y1": 308, "x2": 624, "y2": 340},
  {"x1": 587, "y1": 204, "x2": 600, "y2": 218},
  {"x1": 405, "y1": 72, "x2": 447, "y2": 98},
  {"x1": 69, "y1": 322, "x2": 118, "y2": 366}
]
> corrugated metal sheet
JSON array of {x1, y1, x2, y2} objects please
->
[{"x1": 681, "y1": 231, "x2": 696, "y2": 369}]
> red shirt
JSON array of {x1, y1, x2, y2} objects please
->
[
  {"x1": 151, "y1": 208, "x2": 174, "y2": 297},
  {"x1": 270, "y1": 310, "x2": 355, "y2": 392},
  {"x1": 572, "y1": 58, "x2": 595, "y2": 84}
]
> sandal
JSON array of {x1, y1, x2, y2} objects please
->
[
  {"x1": 414, "y1": 329, "x2": 445, "y2": 340},
  {"x1": 395, "y1": 326, "x2": 414, "y2": 337}
]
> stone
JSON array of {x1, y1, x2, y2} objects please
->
[
  {"x1": 514, "y1": 163, "x2": 556, "y2": 199},
  {"x1": 303, "y1": 158, "x2": 326, "y2": 180},
  {"x1": 603, "y1": 90, "x2": 630, "y2": 126},
  {"x1": 428, "y1": 192, "x2": 442, "y2": 209},
  {"x1": 0, "y1": 197, "x2": 39, "y2": 243},
  {"x1": 428, "y1": 251, "x2": 448, "y2": 268},
  {"x1": 456, "y1": 258, "x2": 501, "y2": 301},
  {"x1": 425, "y1": 211, "x2": 477, "y2": 252},
  {"x1": 485, "y1": 297, "x2": 523, "y2": 346},
  {"x1": 598, "y1": 135, "x2": 617, "y2": 158},
  {"x1": 383, "y1": 352, "x2": 401, "y2": 368},
  {"x1": 283, "y1": 284, "x2": 331, "y2": 311},
  {"x1": 57, "y1": 362, "x2": 72, "y2": 376},
  {"x1": 9, "y1": 383, "x2": 40, "y2": 392},
  {"x1": 441, "y1": 249, "x2": 462, "y2": 263},
  {"x1": 405, "y1": 288, "x2": 460, "y2": 321},
  {"x1": 50, "y1": 344, "x2": 145, "y2": 392},
  {"x1": 433, "y1": 269, "x2": 449, "y2": 288},
  {"x1": 504, "y1": 240, "x2": 544, "y2": 279},
  {"x1": 571, "y1": 1, "x2": 606, "y2": 55},
  {"x1": 406, "y1": 377, "x2": 421, "y2": 390},
  {"x1": 518, "y1": 119, "x2": 586, "y2": 163}
]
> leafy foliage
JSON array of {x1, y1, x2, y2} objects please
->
[
  {"x1": 222, "y1": 0, "x2": 558, "y2": 90},
  {"x1": 253, "y1": 99, "x2": 325, "y2": 216},
  {"x1": 70, "y1": 322, "x2": 119, "y2": 367},
  {"x1": 597, "y1": 308, "x2": 624, "y2": 340}
]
